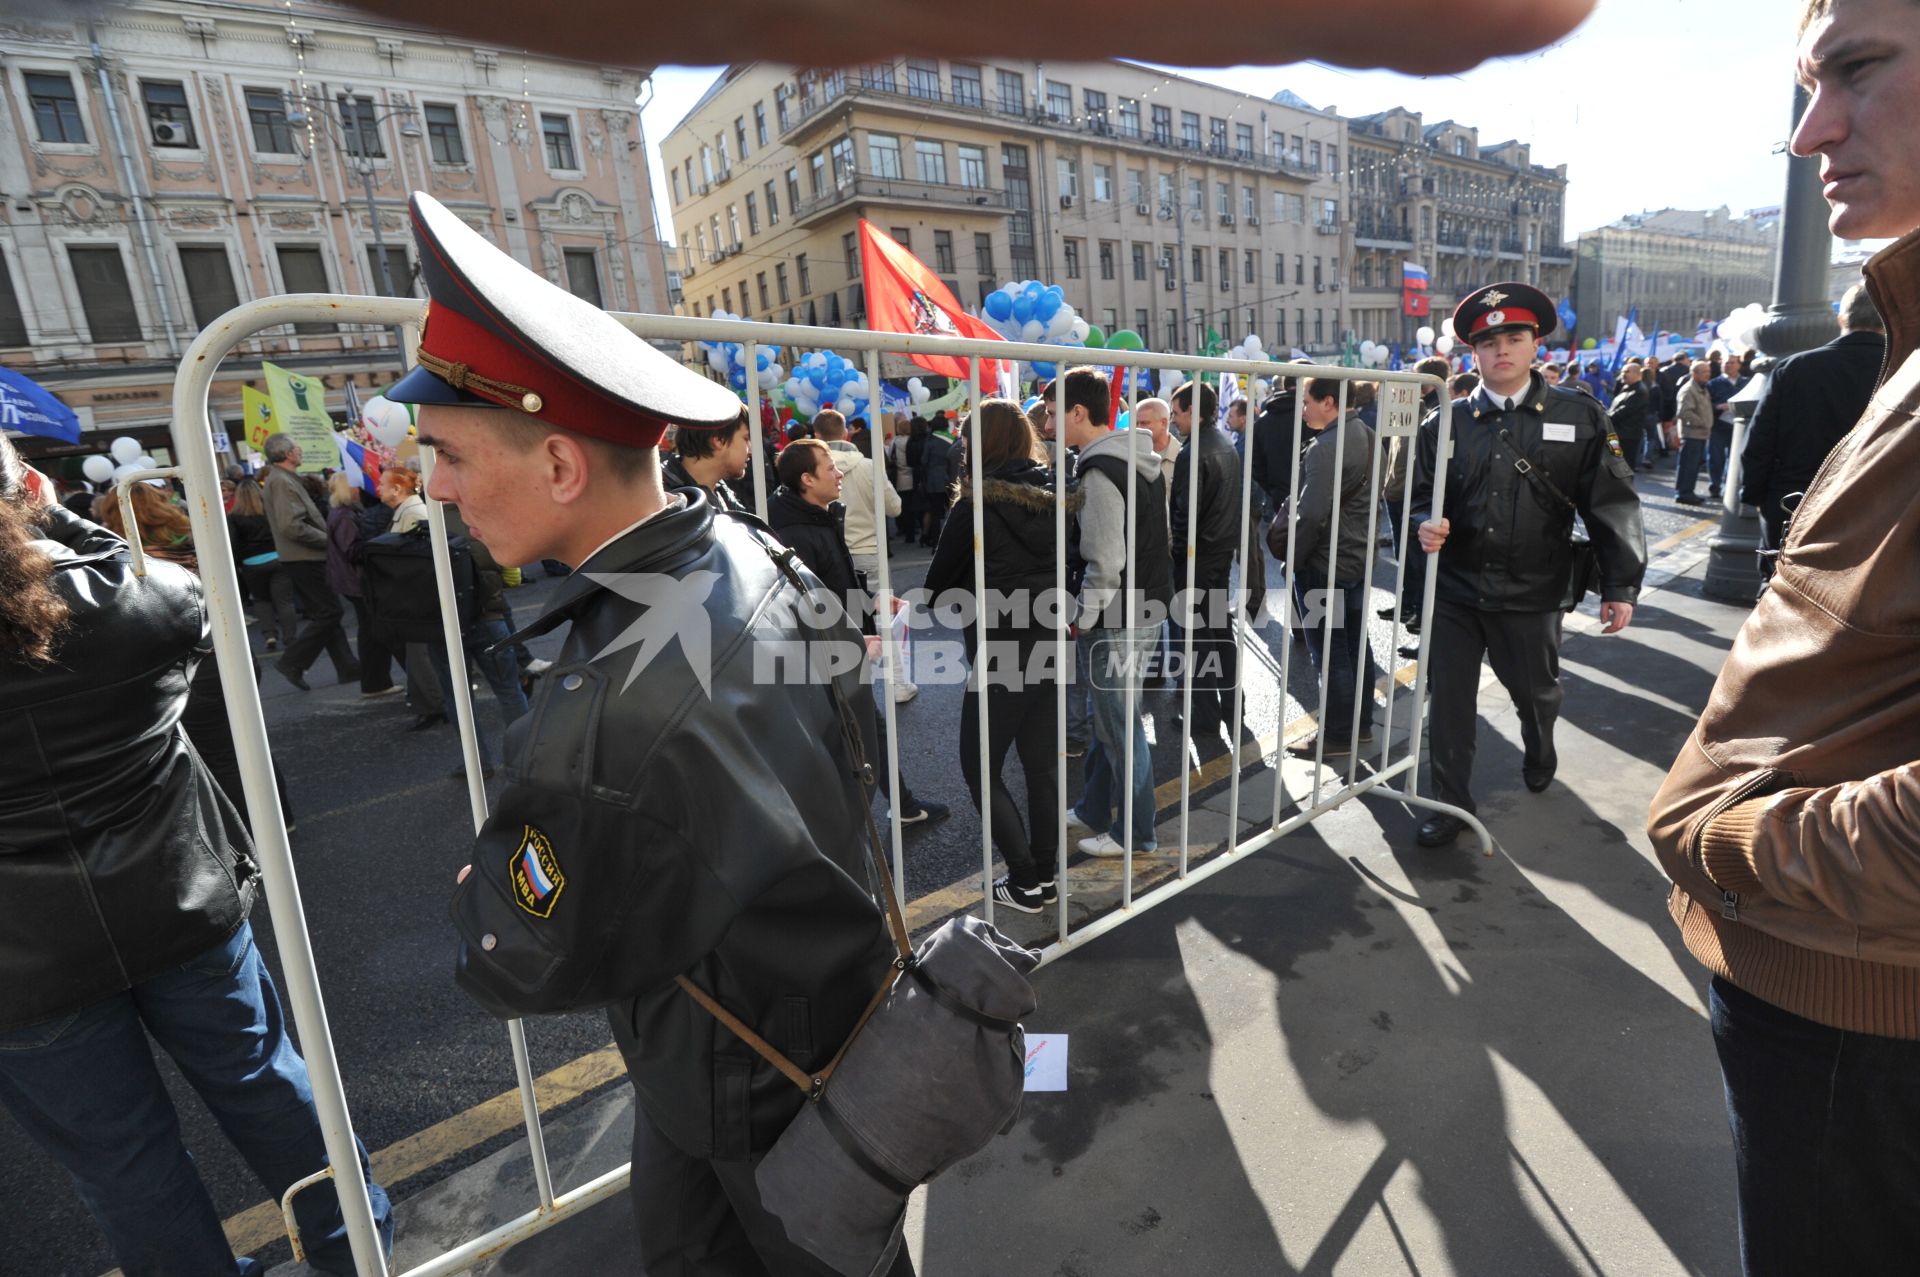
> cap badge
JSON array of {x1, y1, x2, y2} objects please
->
[
  {"x1": 1483, "y1": 289, "x2": 1509, "y2": 306},
  {"x1": 1486, "y1": 310, "x2": 1507, "y2": 328}
]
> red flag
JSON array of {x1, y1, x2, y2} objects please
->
[{"x1": 858, "y1": 220, "x2": 1010, "y2": 384}]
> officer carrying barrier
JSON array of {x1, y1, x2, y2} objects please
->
[{"x1": 148, "y1": 294, "x2": 1478, "y2": 1275}]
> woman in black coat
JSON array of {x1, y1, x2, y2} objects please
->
[{"x1": 923, "y1": 400, "x2": 1075, "y2": 913}]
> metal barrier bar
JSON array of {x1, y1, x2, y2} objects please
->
[
  {"x1": 170, "y1": 295, "x2": 1467, "y2": 1276},
  {"x1": 1270, "y1": 385, "x2": 1309, "y2": 830},
  {"x1": 1176, "y1": 366, "x2": 1201, "y2": 878},
  {"x1": 1052, "y1": 371, "x2": 1071, "y2": 944},
  {"x1": 745, "y1": 340, "x2": 766, "y2": 521},
  {"x1": 967, "y1": 357, "x2": 993, "y2": 926},
  {"x1": 862, "y1": 347, "x2": 907, "y2": 893}
]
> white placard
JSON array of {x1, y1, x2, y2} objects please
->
[
  {"x1": 1023, "y1": 1033, "x2": 1067, "y2": 1091},
  {"x1": 1380, "y1": 381, "x2": 1423, "y2": 437}
]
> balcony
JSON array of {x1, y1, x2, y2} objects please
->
[{"x1": 790, "y1": 174, "x2": 1012, "y2": 227}]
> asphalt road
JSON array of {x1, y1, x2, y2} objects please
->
[{"x1": 0, "y1": 456, "x2": 1714, "y2": 1276}]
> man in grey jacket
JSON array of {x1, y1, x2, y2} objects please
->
[
  {"x1": 1062, "y1": 368, "x2": 1172, "y2": 857},
  {"x1": 260, "y1": 433, "x2": 356, "y2": 690},
  {"x1": 1270, "y1": 378, "x2": 1381, "y2": 759}
]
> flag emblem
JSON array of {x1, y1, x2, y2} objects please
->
[
  {"x1": 908, "y1": 290, "x2": 958, "y2": 337},
  {"x1": 508, "y1": 825, "x2": 565, "y2": 919}
]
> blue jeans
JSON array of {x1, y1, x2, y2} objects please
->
[
  {"x1": 1074, "y1": 626, "x2": 1159, "y2": 850},
  {"x1": 468, "y1": 616, "x2": 530, "y2": 726},
  {"x1": 1676, "y1": 438, "x2": 1707, "y2": 498},
  {"x1": 0, "y1": 923, "x2": 391, "y2": 1276},
  {"x1": 1296, "y1": 572, "x2": 1380, "y2": 745},
  {"x1": 1066, "y1": 635, "x2": 1092, "y2": 747},
  {"x1": 1708, "y1": 421, "x2": 1733, "y2": 494},
  {"x1": 1710, "y1": 976, "x2": 1920, "y2": 1276}
]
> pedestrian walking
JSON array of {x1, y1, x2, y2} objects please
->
[
  {"x1": 1707, "y1": 352, "x2": 1750, "y2": 499},
  {"x1": 1607, "y1": 363, "x2": 1659, "y2": 474},
  {"x1": 1168, "y1": 377, "x2": 1244, "y2": 740},
  {"x1": 260, "y1": 433, "x2": 358, "y2": 690},
  {"x1": 325, "y1": 474, "x2": 400, "y2": 698},
  {"x1": 1410, "y1": 282, "x2": 1647, "y2": 848},
  {"x1": 1648, "y1": 5, "x2": 1920, "y2": 1268},
  {"x1": 228, "y1": 478, "x2": 295, "y2": 653},
  {"x1": 1675, "y1": 361, "x2": 1716, "y2": 504}
]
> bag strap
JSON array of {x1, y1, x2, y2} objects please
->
[
  {"x1": 673, "y1": 539, "x2": 915, "y2": 1101},
  {"x1": 1494, "y1": 426, "x2": 1576, "y2": 512}
]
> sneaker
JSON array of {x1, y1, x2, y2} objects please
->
[
  {"x1": 1065, "y1": 808, "x2": 1093, "y2": 831},
  {"x1": 891, "y1": 681, "x2": 920, "y2": 704},
  {"x1": 360, "y1": 685, "x2": 403, "y2": 699},
  {"x1": 1078, "y1": 833, "x2": 1128, "y2": 857},
  {"x1": 1286, "y1": 734, "x2": 1352, "y2": 760},
  {"x1": 524, "y1": 658, "x2": 554, "y2": 676},
  {"x1": 991, "y1": 876, "x2": 1055, "y2": 914},
  {"x1": 263, "y1": 636, "x2": 280, "y2": 653},
  {"x1": 1064, "y1": 739, "x2": 1088, "y2": 758},
  {"x1": 897, "y1": 799, "x2": 949, "y2": 826}
]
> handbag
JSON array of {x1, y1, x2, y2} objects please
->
[
  {"x1": 360, "y1": 524, "x2": 479, "y2": 643},
  {"x1": 675, "y1": 542, "x2": 1039, "y2": 1277},
  {"x1": 1495, "y1": 427, "x2": 1600, "y2": 612}
]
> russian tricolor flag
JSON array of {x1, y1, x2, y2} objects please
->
[{"x1": 332, "y1": 431, "x2": 383, "y2": 497}]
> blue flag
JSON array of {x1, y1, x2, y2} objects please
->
[{"x1": 0, "y1": 367, "x2": 81, "y2": 444}]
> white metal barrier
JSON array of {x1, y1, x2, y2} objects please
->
[{"x1": 160, "y1": 295, "x2": 1485, "y2": 1276}]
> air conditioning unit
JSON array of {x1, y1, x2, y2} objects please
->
[
  {"x1": 1059, "y1": 195, "x2": 1074, "y2": 209},
  {"x1": 1134, "y1": 202, "x2": 1151, "y2": 215},
  {"x1": 697, "y1": 183, "x2": 710, "y2": 196},
  {"x1": 1246, "y1": 214, "x2": 1260, "y2": 226},
  {"x1": 1219, "y1": 214, "x2": 1235, "y2": 227},
  {"x1": 151, "y1": 120, "x2": 189, "y2": 146},
  {"x1": 1330, "y1": 280, "x2": 1342, "y2": 291},
  {"x1": 1162, "y1": 271, "x2": 1176, "y2": 292},
  {"x1": 1316, "y1": 223, "x2": 1340, "y2": 235},
  {"x1": 1218, "y1": 279, "x2": 1230, "y2": 292},
  {"x1": 1314, "y1": 283, "x2": 1326, "y2": 293}
]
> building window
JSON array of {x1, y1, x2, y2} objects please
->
[
  {"x1": 846, "y1": 232, "x2": 862, "y2": 276},
  {"x1": 1328, "y1": 145, "x2": 1340, "y2": 175},
  {"x1": 1313, "y1": 257, "x2": 1323, "y2": 288},
  {"x1": 337, "y1": 95, "x2": 385, "y2": 157},
  {"x1": 1235, "y1": 122, "x2": 1255, "y2": 158},
  {"x1": 1046, "y1": 80, "x2": 1072, "y2": 121},
  {"x1": 906, "y1": 58, "x2": 941, "y2": 99},
  {"x1": 952, "y1": 63, "x2": 983, "y2": 108},
  {"x1": 1092, "y1": 163, "x2": 1114, "y2": 202},
  {"x1": 1119, "y1": 98, "x2": 1141, "y2": 137},
  {"x1": 808, "y1": 150, "x2": 828, "y2": 197},
  {"x1": 67, "y1": 245, "x2": 141, "y2": 342},
  {"x1": 695, "y1": 226, "x2": 707, "y2": 260},
  {"x1": 934, "y1": 230, "x2": 955, "y2": 273},
  {"x1": 1191, "y1": 246, "x2": 1205, "y2": 283},
  {"x1": 974, "y1": 232, "x2": 995, "y2": 276},
  {"x1": 1098, "y1": 240, "x2": 1115, "y2": 280},
  {"x1": 796, "y1": 254, "x2": 810, "y2": 294},
  {"x1": 1218, "y1": 247, "x2": 1231, "y2": 283},
  {"x1": 785, "y1": 166, "x2": 801, "y2": 213},
  {"x1": 996, "y1": 68, "x2": 1025, "y2": 114},
  {"x1": 868, "y1": 133, "x2": 903, "y2": 179},
  {"x1": 753, "y1": 102, "x2": 768, "y2": 147},
  {"x1": 726, "y1": 204, "x2": 741, "y2": 245},
  {"x1": 774, "y1": 84, "x2": 791, "y2": 131},
  {"x1": 1135, "y1": 308, "x2": 1149, "y2": 342},
  {"x1": 915, "y1": 140, "x2": 947, "y2": 184},
  {"x1": 178, "y1": 246, "x2": 238, "y2": 327},
  {"x1": 1164, "y1": 308, "x2": 1179, "y2": 345},
  {"x1": 1083, "y1": 88, "x2": 1109, "y2": 131},
  {"x1": 1057, "y1": 157, "x2": 1078, "y2": 200},
  {"x1": 744, "y1": 192, "x2": 760, "y2": 235},
  {"x1": 563, "y1": 249, "x2": 603, "y2": 305},
  {"x1": 1310, "y1": 141, "x2": 1322, "y2": 170},
  {"x1": 0, "y1": 254, "x2": 27, "y2": 346},
  {"x1": 1209, "y1": 116, "x2": 1227, "y2": 153},
  {"x1": 733, "y1": 114, "x2": 748, "y2": 159},
  {"x1": 1276, "y1": 257, "x2": 1286, "y2": 286},
  {"x1": 1151, "y1": 104, "x2": 1173, "y2": 145},
  {"x1": 142, "y1": 80, "x2": 196, "y2": 148},
  {"x1": 1295, "y1": 254, "x2": 1305, "y2": 285},
  {"x1": 1244, "y1": 251, "x2": 1255, "y2": 285},
  {"x1": 956, "y1": 144, "x2": 987, "y2": 188},
  {"x1": 422, "y1": 103, "x2": 465, "y2": 164},
  {"x1": 1216, "y1": 181, "x2": 1230, "y2": 215},
  {"x1": 1315, "y1": 310, "x2": 1325, "y2": 343},
  {"x1": 1181, "y1": 111, "x2": 1202, "y2": 148},
  {"x1": 830, "y1": 135, "x2": 856, "y2": 185},
  {"x1": 722, "y1": 286, "x2": 733, "y2": 312},
  {"x1": 1063, "y1": 239, "x2": 1081, "y2": 279},
  {"x1": 1132, "y1": 243, "x2": 1147, "y2": 281},
  {"x1": 1242, "y1": 185, "x2": 1256, "y2": 219},
  {"x1": 1187, "y1": 177, "x2": 1203, "y2": 211},
  {"x1": 365, "y1": 245, "x2": 412, "y2": 296},
  {"x1": 861, "y1": 63, "x2": 896, "y2": 92},
  {"x1": 541, "y1": 113, "x2": 577, "y2": 169},
  {"x1": 1275, "y1": 309, "x2": 1286, "y2": 344},
  {"x1": 1158, "y1": 172, "x2": 1175, "y2": 207},
  {"x1": 709, "y1": 215, "x2": 721, "y2": 254},
  {"x1": 765, "y1": 180, "x2": 780, "y2": 225},
  {"x1": 26, "y1": 73, "x2": 87, "y2": 144},
  {"x1": 1128, "y1": 168, "x2": 1146, "y2": 205},
  {"x1": 776, "y1": 263, "x2": 790, "y2": 303},
  {"x1": 757, "y1": 272, "x2": 770, "y2": 309},
  {"x1": 274, "y1": 245, "x2": 333, "y2": 333},
  {"x1": 244, "y1": 88, "x2": 294, "y2": 153},
  {"x1": 1290, "y1": 135, "x2": 1304, "y2": 164}
]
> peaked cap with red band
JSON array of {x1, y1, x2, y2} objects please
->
[
  {"x1": 384, "y1": 192, "x2": 740, "y2": 447},
  {"x1": 1450, "y1": 281, "x2": 1557, "y2": 346}
]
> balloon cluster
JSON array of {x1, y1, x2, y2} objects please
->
[
  {"x1": 783, "y1": 350, "x2": 873, "y2": 420},
  {"x1": 699, "y1": 311, "x2": 787, "y2": 400},
  {"x1": 1355, "y1": 341, "x2": 1394, "y2": 368},
  {"x1": 80, "y1": 436, "x2": 162, "y2": 487},
  {"x1": 1717, "y1": 303, "x2": 1768, "y2": 352},
  {"x1": 1411, "y1": 325, "x2": 1456, "y2": 357},
  {"x1": 980, "y1": 280, "x2": 1100, "y2": 381}
]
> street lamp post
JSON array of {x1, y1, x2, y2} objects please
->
[{"x1": 1702, "y1": 84, "x2": 1836, "y2": 604}]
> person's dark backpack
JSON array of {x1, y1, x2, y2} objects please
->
[{"x1": 360, "y1": 524, "x2": 478, "y2": 644}]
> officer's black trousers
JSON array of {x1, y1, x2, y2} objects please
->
[
  {"x1": 1425, "y1": 598, "x2": 1563, "y2": 813},
  {"x1": 630, "y1": 1103, "x2": 917, "y2": 1277}
]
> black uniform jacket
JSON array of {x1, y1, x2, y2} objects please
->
[
  {"x1": 1411, "y1": 375, "x2": 1647, "y2": 612},
  {"x1": 1, "y1": 508, "x2": 258, "y2": 1031},
  {"x1": 1170, "y1": 421, "x2": 1246, "y2": 588},
  {"x1": 451, "y1": 491, "x2": 897, "y2": 1160},
  {"x1": 1739, "y1": 329, "x2": 1887, "y2": 512}
]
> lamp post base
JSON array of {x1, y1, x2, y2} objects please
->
[{"x1": 1704, "y1": 504, "x2": 1765, "y2": 604}]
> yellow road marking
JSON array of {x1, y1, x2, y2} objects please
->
[{"x1": 1652, "y1": 518, "x2": 1717, "y2": 553}]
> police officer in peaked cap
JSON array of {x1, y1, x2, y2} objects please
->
[
  {"x1": 387, "y1": 192, "x2": 915, "y2": 1275},
  {"x1": 1407, "y1": 282, "x2": 1647, "y2": 848}
]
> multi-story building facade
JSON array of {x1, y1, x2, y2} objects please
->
[
  {"x1": 1571, "y1": 207, "x2": 1778, "y2": 347},
  {"x1": 661, "y1": 61, "x2": 1350, "y2": 358},
  {"x1": 1341, "y1": 105, "x2": 1571, "y2": 350},
  {"x1": 0, "y1": 0, "x2": 667, "y2": 461}
]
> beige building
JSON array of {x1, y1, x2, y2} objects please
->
[
  {"x1": 1571, "y1": 207, "x2": 1778, "y2": 348},
  {"x1": 661, "y1": 61, "x2": 1350, "y2": 359},
  {"x1": 0, "y1": 0, "x2": 667, "y2": 462},
  {"x1": 1342, "y1": 105, "x2": 1572, "y2": 350}
]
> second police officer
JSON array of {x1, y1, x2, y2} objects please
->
[{"x1": 1409, "y1": 283, "x2": 1648, "y2": 848}]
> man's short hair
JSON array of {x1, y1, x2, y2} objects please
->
[
  {"x1": 1449, "y1": 372, "x2": 1480, "y2": 396},
  {"x1": 1132, "y1": 396, "x2": 1169, "y2": 422},
  {"x1": 1839, "y1": 282, "x2": 1885, "y2": 334},
  {"x1": 812, "y1": 408, "x2": 847, "y2": 440},
  {"x1": 478, "y1": 409, "x2": 657, "y2": 481},
  {"x1": 1303, "y1": 377, "x2": 1344, "y2": 404},
  {"x1": 776, "y1": 437, "x2": 831, "y2": 491},
  {"x1": 1170, "y1": 379, "x2": 1217, "y2": 420},
  {"x1": 676, "y1": 408, "x2": 749, "y2": 460},
  {"x1": 263, "y1": 432, "x2": 297, "y2": 464},
  {"x1": 1061, "y1": 366, "x2": 1111, "y2": 426},
  {"x1": 1415, "y1": 356, "x2": 1449, "y2": 381},
  {"x1": 1227, "y1": 399, "x2": 1248, "y2": 418}
]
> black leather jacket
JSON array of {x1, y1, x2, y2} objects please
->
[
  {"x1": 451, "y1": 491, "x2": 897, "y2": 1160},
  {"x1": 0, "y1": 508, "x2": 258, "y2": 1031},
  {"x1": 1411, "y1": 376, "x2": 1647, "y2": 612},
  {"x1": 1170, "y1": 421, "x2": 1245, "y2": 587}
]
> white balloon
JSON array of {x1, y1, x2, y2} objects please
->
[
  {"x1": 110, "y1": 436, "x2": 144, "y2": 464},
  {"x1": 111, "y1": 462, "x2": 143, "y2": 484},
  {"x1": 1020, "y1": 319, "x2": 1045, "y2": 343},
  {"x1": 82, "y1": 455, "x2": 115, "y2": 483},
  {"x1": 1435, "y1": 335, "x2": 1456, "y2": 355},
  {"x1": 1244, "y1": 334, "x2": 1264, "y2": 353},
  {"x1": 1359, "y1": 341, "x2": 1379, "y2": 359},
  {"x1": 134, "y1": 455, "x2": 156, "y2": 470},
  {"x1": 1416, "y1": 325, "x2": 1436, "y2": 347},
  {"x1": 1068, "y1": 317, "x2": 1091, "y2": 344}
]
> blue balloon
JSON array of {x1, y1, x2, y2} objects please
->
[
  {"x1": 1036, "y1": 294, "x2": 1062, "y2": 322},
  {"x1": 1044, "y1": 285, "x2": 1063, "y2": 301},
  {"x1": 1031, "y1": 359, "x2": 1058, "y2": 380},
  {"x1": 984, "y1": 290, "x2": 1014, "y2": 322},
  {"x1": 1012, "y1": 295, "x2": 1035, "y2": 324},
  {"x1": 1025, "y1": 282, "x2": 1043, "y2": 299}
]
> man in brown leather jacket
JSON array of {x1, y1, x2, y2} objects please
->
[{"x1": 1648, "y1": 3, "x2": 1920, "y2": 1271}]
